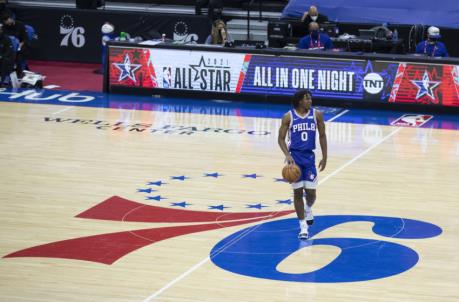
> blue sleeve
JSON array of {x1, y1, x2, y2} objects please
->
[
  {"x1": 205, "y1": 35, "x2": 212, "y2": 44},
  {"x1": 415, "y1": 42, "x2": 424, "y2": 54},
  {"x1": 325, "y1": 37, "x2": 333, "y2": 50},
  {"x1": 440, "y1": 43, "x2": 449, "y2": 57},
  {"x1": 298, "y1": 36, "x2": 309, "y2": 49}
]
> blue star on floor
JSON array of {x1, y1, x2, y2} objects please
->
[
  {"x1": 246, "y1": 203, "x2": 268, "y2": 210},
  {"x1": 145, "y1": 195, "x2": 167, "y2": 201},
  {"x1": 170, "y1": 201, "x2": 192, "y2": 208},
  {"x1": 277, "y1": 199, "x2": 293, "y2": 205},
  {"x1": 137, "y1": 188, "x2": 156, "y2": 194},
  {"x1": 170, "y1": 175, "x2": 189, "y2": 181},
  {"x1": 204, "y1": 172, "x2": 223, "y2": 178},
  {"x1": 243, "y1": 173, "x2": 262, "y2": 179},
  {"x1": 208, "y1": 204, "x2": 230, "y2": 211},
  {"x1": 147, "y1": 181, "x2": 167, "y2": 186},
  {"x1": 274, "y1": 178, "x2": 287, "y2": 183}
]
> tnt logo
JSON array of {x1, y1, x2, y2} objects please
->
[
  {"x1": 391, "y1": 114, "x2": 433, "y2": 127},
  {"x1": 363, "y1": 73, "x2": 384, "y2": 94}
]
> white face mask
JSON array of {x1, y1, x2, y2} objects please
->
[{"x1": 311, "y1": 15, "x2": 318, "y2": 21}]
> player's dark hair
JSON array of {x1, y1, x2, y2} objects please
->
[{"x1": 292, "y1": 89, "x2": 312, "y2": 108}]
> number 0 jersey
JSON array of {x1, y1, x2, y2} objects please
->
[{"x1": 288, "y1": 108, "x2": 317, "y2": 152}]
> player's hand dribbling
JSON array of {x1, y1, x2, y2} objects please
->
[
  {"x1": 285, "y1": 155, "x2": 295, "y2": 165},
  {"x1": 318, "y1": 158, "x2": 327, "y2": 171}
]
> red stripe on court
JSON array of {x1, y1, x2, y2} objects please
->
[
  {"x1": 4, "y1": 210, "x2": 292, "y2": 265},
  {"x1": 76, "y1": 195, "x2": 291, "y2": 223}
]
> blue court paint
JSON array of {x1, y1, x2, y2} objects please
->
[
  {"x1": 204, "y1": 172, "x2": 223, "y2": 178},
  {"x1": 170, "y1": 202, "x2": 192, "y2": 208},
  {"x1": 245, "y1": 203, "x2": 268, "y2": 210},
  {"x1": 1, "y1": 88, "x2": 459, "y2": 130},
  {"x1": 210, "y1": 215, "x2": 442, "y2": 283},
  {"x1": 208, "y1": 205, "x2": 230, "y2": 211},
  {"x1": 170, "y1": 175, "x2": 190, "y2": 181},
  {"x1": 242, "y1": 173, "x2": 262, "y2": 179},
  {"x1": 136, "y1": 188, "x2": 156, "y2": 194},
  {"x1": 145, "y1": 195, "x2": 167, "y2": 201},
  {"x1": 146, "y1": 181, "x2": 167, "y2": 186}
]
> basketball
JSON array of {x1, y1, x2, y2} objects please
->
[{"x1": 282, "y1": 164, "x2": 301, "y2": 183}]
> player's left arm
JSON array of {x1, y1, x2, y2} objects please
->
[{"x1": 316, "y1": 110, "x2": 327, "y2": 171}]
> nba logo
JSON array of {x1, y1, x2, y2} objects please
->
[
  {"x1": 162, "y1": 67, "x2": 172, "y2": 88},
  {"x1": 391, "y1": 114, "x2": 433, "y2": 127}
]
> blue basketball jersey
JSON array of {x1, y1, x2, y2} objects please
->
[{"x1": 288, "y1": 108, "x2": 317, "y2": 151}]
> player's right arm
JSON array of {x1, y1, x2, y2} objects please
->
[{"x1": 278, "y1": 112, "x2": 294, "y2": 165}]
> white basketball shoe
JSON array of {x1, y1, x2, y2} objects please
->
[
  {"x1": 298, "y1": 220, "x2": 309, "y2": 239},
  {"x1": 298, "y1": 228, "x2": 309, "y2": 240}
]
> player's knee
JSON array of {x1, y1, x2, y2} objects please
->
[
  {"x1": 305, "y1": 191, "x2": 316, "y2": 205},
  {"x1": 293, "y1": 189, "x2": 303, "y2": 200}
]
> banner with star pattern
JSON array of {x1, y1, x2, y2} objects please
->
[
  {"x1": 109, "y1": 46, "x2": 248, "y2": 93},
  {"x1": 388, "y1": 63, "x2": 459, "y2": 107},
  {"x1": 108, "y1": 45, "x2": 459, "y2": 107}
]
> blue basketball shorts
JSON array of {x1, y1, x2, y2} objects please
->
[{"x1": 289, "y1": 149, "x2": 318, "y2": 190}]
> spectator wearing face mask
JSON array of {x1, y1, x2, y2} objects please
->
[
  {"x1": 301, "y1": 5, "x2": 328, "y2": 27},
  {"x1": 415, "y1": 26, "x2": 448, "y2": 57},
  {"x1": 298, "y1": 22, "x2": 333, "y2": 50}
]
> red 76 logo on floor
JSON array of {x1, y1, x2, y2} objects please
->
[{"x1": 3, "y1": 196, "x2": 293, "y2": 265}]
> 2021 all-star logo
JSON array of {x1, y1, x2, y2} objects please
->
[
  {"x1": 3, "y1": 176, "x2": 442, "y2": 283},
  {"x1": 166, "y1": 55, "x2": 232, "y2": 91}
]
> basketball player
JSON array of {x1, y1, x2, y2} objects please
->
[{"x1": 278, "y1": 89, "x2": 327, "y2": 239}]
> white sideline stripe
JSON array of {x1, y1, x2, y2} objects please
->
[
  {"x1": 52, "y1": 106, "x2": 73, "y2": 115},
  {"x1": 143, "y1": 256, "x2": 210, "y2": 301},
  {"x1": 43, "y1": 85, "x2": 61, "y2": 89},
  {"x1": 142, "y1": 118, "x2": 402, "y2": 302},
  {"x1": 326, "y1": 109, "x2": 349, "y2": 123}
]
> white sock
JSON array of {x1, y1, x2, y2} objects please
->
[
  {"x1": 305, "y1": 205, "x2": 311, "y2": 212},
  {"x1": 299, "y1": 219, "x2": 308, "y2": 230}
]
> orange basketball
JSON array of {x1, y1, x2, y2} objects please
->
[{"x1": 282, "y1": 164, "x2": 301, "y2": 183}]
